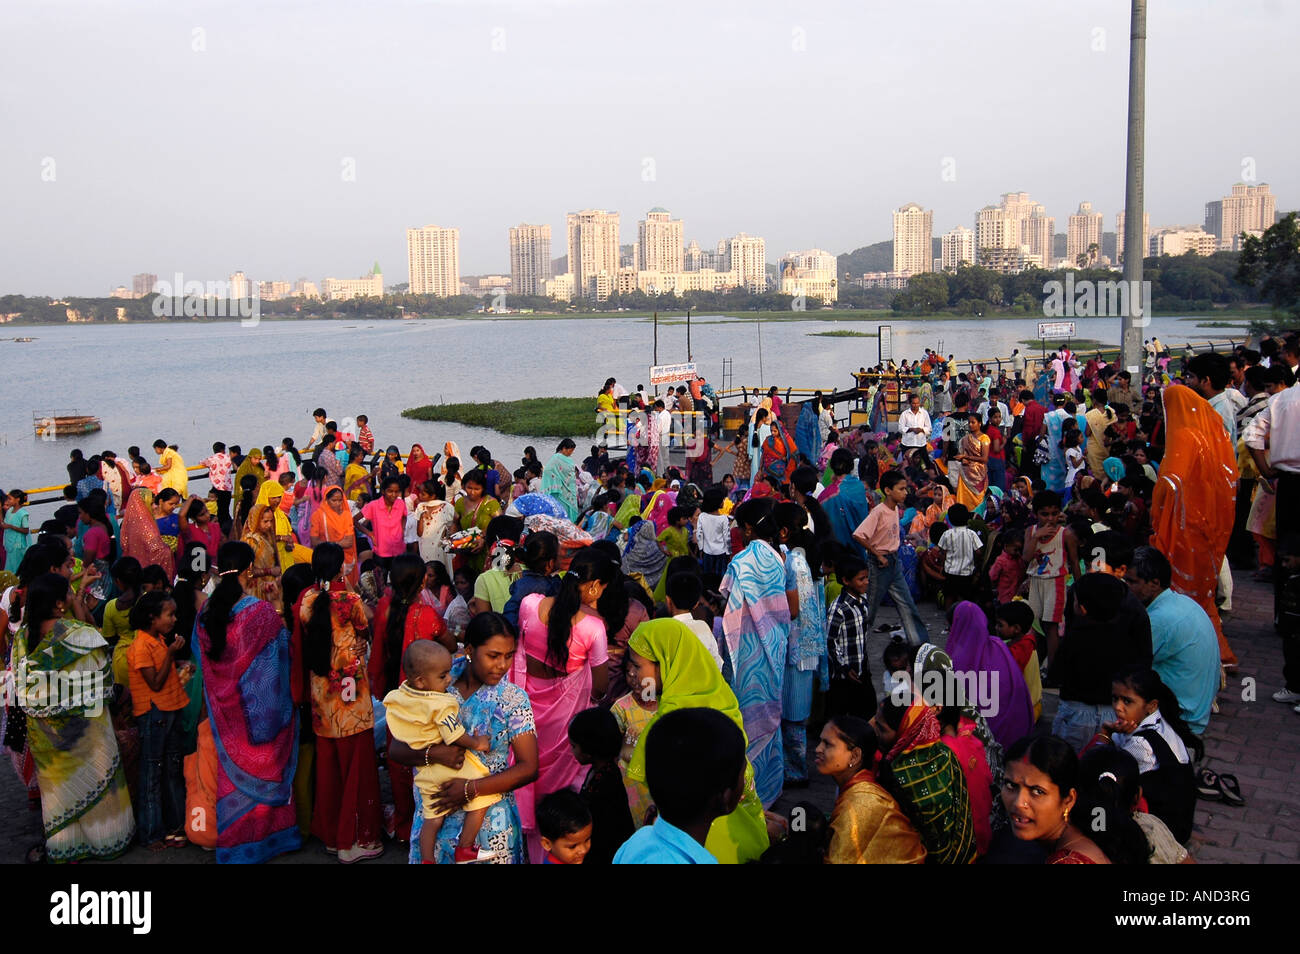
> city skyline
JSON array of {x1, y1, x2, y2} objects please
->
[{"x1": 3, "y1": 0, "x2": 1296, "y2": 296}]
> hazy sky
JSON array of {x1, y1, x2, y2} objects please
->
[{"x1": 2, "y1": 0, "x2": 1295, "y2": 296}]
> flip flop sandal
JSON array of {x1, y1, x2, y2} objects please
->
[
  {"x1": 164, "y1": 833, "x2": 188, "y2": 848},
  {"x1": 1217, "y1": 773, "x2": 1245, "y2": 807},
  {"x1": 1196, "y1": 768, "x2": 1224, "y2": 801}
]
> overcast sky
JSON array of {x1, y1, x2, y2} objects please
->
[{"x1": 2, "y1": 0, "x2": 1295, "y2": 296}]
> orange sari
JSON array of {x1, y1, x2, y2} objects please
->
[{"x1": 1151, "y1": 385, "x2": 1238, "y2": 665}]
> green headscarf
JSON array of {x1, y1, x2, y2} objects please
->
[{"x1": 626, "y1": 619, "x2": 770, "y2": 863}]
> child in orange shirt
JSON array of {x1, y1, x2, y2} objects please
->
[{"x1": 128, "y1": 591, "x2": 191, "y2": 850}]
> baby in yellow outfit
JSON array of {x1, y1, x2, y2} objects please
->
[{"x1": 383, "y1": 640, "x2": 500, "y2": 863}]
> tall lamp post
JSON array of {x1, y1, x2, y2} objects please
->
[{"x1": 1119, "y1": 0, "x2": 1147, "y2": 374}]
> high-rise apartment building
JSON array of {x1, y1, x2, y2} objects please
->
[
  {"x1": 132, "y1": 273, "x2": 157, "y2": 298},
  {"x1": 636, "y1": 208, "x2": 684, "y2": 274},
  {"x1": 508, "y1": 224, "x2": 552, "y2": 297},
  {"x1": 1149, "y1": 227, "x2": 1219, "y2": 258},
  {"x1": 940, "y1": 227, "x2": 975, "y2": 270},
  {"x1": 407, "y1": 226, "x2": 461, "y2": 297},
  {"x1": 1067, "y1": 202, "x2": 1104, "y2": 267},
  {"x1": 892, "y1": 203, "x2": 933, "y2": 275},
  {"x1": 974, "y1": 206, "x2": 1017, "y2": 264},
  {"x1": 1205, "y1": 183, "x2": 1275, "y2": 249},
  {"x1": 1115, "y1": 211, "x2": 1150, "y2": 265},
  {"x1": 566, "y1": 210, "x2": 621, "y2": 300},
  {"x1": 778, "y1": 248, "x2": 838, "y2": 302},
  {"x1": 684, "y1": 240, "x2": 703, "y2": 272},
  {"x1": 727, "y1": 233, "x2": 767, "y2": 293},
  {"x1": 1021, "y1": 209, "x2": 1055, "y2": 267}
]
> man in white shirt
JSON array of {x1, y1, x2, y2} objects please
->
[
  {"x1": 654, "y1": 400, "x2": 672, "y2": 473},
  {"x1": 818, "y1": 399, "x2": 834, "y2": 444},
  {"x1": 980, "y1": 392, "x2": 1010, "y2": 426},
  {"x1": 898, "y1": 393, "x2": 931, "y2": 450}
]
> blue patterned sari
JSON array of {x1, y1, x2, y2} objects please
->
[{"x1": 409, "y1": 656, "x2": 536, "y2": 864}]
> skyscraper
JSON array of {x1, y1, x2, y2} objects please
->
[
  {"x1": 1115, "y1": 211, "x2": 1150, "y2": 265},
  {"x1": 974, "y1": 206, "x2": 1017, "y2": 264},
  {"x1": 940, "y1": 227, "x2": 975, "y2": 271},
  {"x1": 1067, "y1": 202, "x2": 1104, "y2": 267},
  {"x1": 636, "y1": 208, "x2": 684, "y2": 273},
  {"x1": 407, "y1": 226, "x2": 461, "y2": 297},
  {"x1": 727, "y1": 233, "x2": 767, "y2": 293},
  {"x1": 1205, "y1": 183, "x2": 1276, "y2": 249},
  {"x1": 892, "y1": 203, "x2": 933, "y2": 275},
  {"x1": 508, "y1": 224, "x2": 552, "y2": 296},
  {"x1": 132, "y1": 273, "x2": 157, "y2": 298},
  {"x1": 566, "y1": 210, "x2": 621, "y2": 300}
]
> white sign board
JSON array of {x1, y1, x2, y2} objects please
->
[
  {"x1": 1037, "y1": 321, "x2": 1076, "y2": 340},
  {"x1": 649, "y1": 362, "x2": 698, "y2": 385},
  {"x1": 878, "y1": 325, "x2": 893, "y2": 362}
]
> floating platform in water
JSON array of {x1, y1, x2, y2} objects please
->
[{"x1": 34, "y1": 413, "x2": 102, "y2": 438}]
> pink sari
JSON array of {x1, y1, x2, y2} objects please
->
[{"x1": 510, "y1": 593, "x2": 607, "y2": 861}]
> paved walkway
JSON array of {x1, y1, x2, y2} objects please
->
[{"x1": 1, "y1": 569, "x2": 1290, "y2": 864}]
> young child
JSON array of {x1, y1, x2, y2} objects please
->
[
  {"x1": 664, "y1": 572, "x2": 724, "y2": 670},
  {"x1": 695, "y1": 487, "x2": 732, "y2": 577},
  {"x1": 936, "y1": 504, "x2": 982, "y2": 609},
  {"x1": 536, "y1": 789, "x2": 593, "y2": 865},
  {"x1": 987, "y1": 535, "x2": 1026, "y2": 607},
  {"x1": 127, "y1": 591, "x2": 191, "y2": 850},
  {"x1": 1097, "y1": 665, "x2": 1197, "y2": 842},
  {"x1": 1022, "y1": 490, "x2": 1079, "y2": 670},
  {"x1": 919, "y1": 522, "x2": 947, "y2": 599},
  {"x1": 611, "y1": 654, "x2": 659, "y2": 827},
  {"x1": 1061, "y1": 430, "x2": 1085, "y2": 506},
  {"x1": 2, "y1": 489, "x2": 31, "y2": 574},
  {"x1": 994, "y1": 600, "x2": 1042, "y2": 722},
  {"x1": 657, "y1": 505, "x2": 692, "y2": 559},
  {"x1": 382, "y1": 640, "x2": 500, "y2": 864},
  {"x1": 568, "y1": 707, "x2": 635, "y2": 864},
  {"x1": 826, "y1": 556, "x2": 877, "y2": 720}
]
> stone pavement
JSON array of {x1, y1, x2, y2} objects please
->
[{"x1": 1, "y1": 568, "x2": 1291, "y2": 864}]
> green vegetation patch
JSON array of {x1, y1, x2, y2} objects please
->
[
  {"x1": 807, "y1": 330, "x2": 879, "y2": 338},
  {"x1": 402, "y1": 397, "x2": 596, "y2": 438}
]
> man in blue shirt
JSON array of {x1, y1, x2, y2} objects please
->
[
  {"x1": 1125, "y1": 547, "x2": 1219, "y2": 735},
  {"x1": 614, "y1": 708, "x2": 747, "y2": 864}
]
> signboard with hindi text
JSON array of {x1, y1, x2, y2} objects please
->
[
  {"x1": 1037, "y1": 321, "x2": 1076, "y2": 339},
  {"x1": 878, "y1": 325, "x2": 892, "y2": 363},
  {"x1": 649, "y1": 362, "x2": 697, "y2": 385}
]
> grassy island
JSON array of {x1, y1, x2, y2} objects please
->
[{"x1": 402, "y1": 397, "x2": 595, "y2": 438}]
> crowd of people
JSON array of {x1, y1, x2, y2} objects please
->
[{"x1": 0, "y1": 328, "x2": 1295, "y2": 865}]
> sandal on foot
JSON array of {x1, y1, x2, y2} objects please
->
[
  {"x1": 1196, "y1": 768, "x2": 1223, "y2": 801},
  {"x1": 164, "y1": 833, "x2": 188, "y2": 848},
  {"x1": 1217, "y1": 773, "x2": 1245, "y2": 807},
  {"x1": 25, "y1": 843, "x2": 47, "y2": 864}
]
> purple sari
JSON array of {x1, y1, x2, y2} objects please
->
[{"x1": 943, "y1": 601, "x2": 1034, "y2": 749}]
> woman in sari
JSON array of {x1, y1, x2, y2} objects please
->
[
  {"x1": 1084, "y1": 389, "x2": 1116, "y2": 479},
  {"x1": 621, "y1": 519, "x2": 667, "y2": 595},
  {"x1": 719, "y1": 498, "x2": 791, "y2": 807},
  {"x1": 13, "y1": 572, "x2": 134, "y2": 862},
  {"x1": 954, "y1": 413, "x2": 990, "y2": 510},
  {"x1": 231, "y1": 448, "x2": 265, "y2": 513},
  {"x1": 309, "y1": 487, "x2": 359, "y2": 585},
  {"x1": 119, "y1": 489, "x2": 175, "y2": 579},
  {"x1": 413, "y1": 480, "x2": 455, "y2": 577},
  {"x1": 816, "y1": 715, "x2": 926, "y2": 863},
  {"x1": 256, "y1": 478, "x2": 311, "y2": 572},
  {"x1": 943, "y1": 601, "x2": 1034, "y2": 750},
  {"x1": 454, "y1": 470, "x2": 501, "y2": 574},
  {"x1": 405, "y1": 444, "x2": 433, "y2": 488},
  {"x1": 401, "y1": 612, "x2": 539, "y2": 864},
  {"x1": 192, "y1": 541, "x2": 301, "y2": 863},
  {"x1": 1152, "y1": 383, "x2": 1239, "y2": 668},
  {"x1": 874, "y1": 693, "x2": 977, "y2": 864},
  {"x1": 241, "y1": 505, "x2": 282, "y2": 612},
  {"x1": 625, "y1": 617, "x2": 770, "y2": 862},
  {"x1": 510, "y1": 548, "x2": 609, "y2": 861},
  {"x1": 539, "y1": 439, "x2": 581, "y2": 522}
]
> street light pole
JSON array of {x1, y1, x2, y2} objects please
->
[{"x1": 1120, "y1": 0, "x2": 1147, "y2": 374}]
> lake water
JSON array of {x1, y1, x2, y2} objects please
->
[{"x1": 0, "y1": 312, "x2": 1246, "y2": 495}]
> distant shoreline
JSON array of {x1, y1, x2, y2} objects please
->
[{"x1": 0, "y1": 306, "x2": 1273, "y2": 329}]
